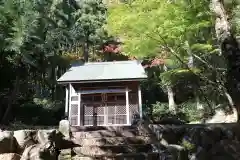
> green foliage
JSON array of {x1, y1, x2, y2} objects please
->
[
  {"x1": 74, "y1": 0, "x2": 107, "y2": 44},
  {"x1": 160, "y1": 68, "x2": 200, "y2": 86},
  {"x1": 13, "y1": 99, "x2": 64, "y2": 126},
  {"x1": 181, "y1": 138, "x2": 195, "y2": 151},
  {"x1": 228, "y1": 0, "x2": 240, "y2": 35},
  {"x1": 190, "y1": 44, "x2": 214, "y2": 53},
  {"x1": 151, "y1": 101, "x2": 201, "y2": 122},
  {"x1": 107, "y1": 0, "x2": 212, "y2": 57},
  {"x1": 0, "y1": 0, "x2": 239, "y2": 125},
  {"x1": 152, "y1": 102, "x2": 170, "y2": 118},
  {"x1": 179, "y1": 102, "x2": 203, "y2": 122},
  {"x1": 108, "y1": 0, "x2": 236, "y2": 121},
  {"x1": 0, "y1": 0, "x2": 107, "y2": 124},
  {"x1": 33, "y1": 98, "x2": 62, "y2": 110}
]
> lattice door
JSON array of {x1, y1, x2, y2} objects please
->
[
  {"x1": 83, "y1": 104, "x2": 93, "y2": 126},
  {"x1": 83, "y1": 93, "x2": 106, "y2": 126},
  {"x1": 82, "y1": 93, "x2": 128, "y2": 126},
  {"x1": 83, "y1": 103, "x2": 105, "y2": 126},
  {"x1": 106, "y1": 95, "x2": 127, "y2": 125}
]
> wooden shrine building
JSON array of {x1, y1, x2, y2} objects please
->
[{"x1": 57, "y1": 60, "x2": 147, "y2": 126}]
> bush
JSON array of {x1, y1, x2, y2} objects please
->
[
  {"x1": 151, "y1": 101, "x2": 202, "y2": 123},
  {"x1": 178, "y1": 102, "x2": 202, "y2": 122},
  {"x1": 12, "y1": 98, "x2": 64, "y2": 126}
]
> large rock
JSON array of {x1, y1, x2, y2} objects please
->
[
  {"x1": 37, "y1": 129, "x2": 76, "y2": 150},
  {"x1": 206, "y1": 109, "x2": 237, "y2": 123},
  {"x1": 58, "y1": 120, "x2": 80, "y2": 160},
  {"x1": 183, "y1": 127, "x2": 223, "y2": 151},
  {"x1": 150, "y1": 125, "x2": 184, "y2": 145},
  {"x1": 189, "y1": 147, "x2": 209, "y2": 160},
  {"x1": 167, "y1": 144, "x2": 188, "y2": 160},
  {"x1": 59, "y1": 120, "x2": 70, "y2": 139},
  {"x1": 20, "y1": 142, "x2": 59, "y2": 160},
  {"x1": 0, "y1": 153, "x2": 21, "y2": 160},
  {"x1": 0, "y1": 131, "x2": 17, "y2": 154},
  {"x1": 209, "y1": 139, "x2": 240, "y2": 160},
  {"x1": 37, "y1": 129, "x2": 56, "y2": 144},
  {"x1": 14, "y1": 130, "x2": 37, "y2": 154}
]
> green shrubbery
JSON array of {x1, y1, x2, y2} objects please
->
[
  {"x1": 150, "y1": 101, "x2": 202, "y2": 123},
  {"x1": 12, "y1": 98, "x2": 64, "y2": 126}
]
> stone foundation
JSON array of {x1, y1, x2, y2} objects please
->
[{"x1": 1, "y1": 121, "x2": 240, "y2": 159}]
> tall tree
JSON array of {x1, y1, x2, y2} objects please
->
[
  {"x1": 210, "y1": 0, "x2": 240, "y2": 121},
  {"x1": 107, "y1": 0, "x2": 215, "y2": 112},
  {"x1": 0, "y1": 0, "x2": 107, "y2": 124},
  {"x1": 74, "y1": 0, "x2": 107, "y2": 62}
]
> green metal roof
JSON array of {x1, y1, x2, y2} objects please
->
[{"x1": 57, "y1": 60, "x2": 147, "y2": 83}]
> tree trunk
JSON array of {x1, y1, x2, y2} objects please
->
[
  {"x1": 167, "y1": 86, "x2": 176, "y2": 112},
  {"x1": 185, "y1": 41, "x2": 203, "y2": 110},
  {"x1": 163, "y1": 65, "x2": 176, "y2": 113},
  {"x1": 83, "y1": 41, "x2": 89, "y2": 62},
  {"x1": 51, "y1": 66, "x2": 55, "y2": 100},
  {"x1": 211, "y1": 0, "x2": 240, "y2": 122}
]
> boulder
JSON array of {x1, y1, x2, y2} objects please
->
[
  {"x1": 0, "y1": 153, "x2": 21, "y2": 160},
  {"x1": 14, "y1": 130, "x2": 37, "y2": 154},
  {"x1": 59, "y1": 120, "x2": 70, "y2": 139},
  {"x1": 37, "y1": 129, "x2": 78, "y2": 151},
  {"x1": 183, "y1": 127, "x2": 222, "y2": 150},
  {"x1": 167, "y1": 144, "x2": 188, "y2": 160},
  {"x1": 0, "y1": 131, "x2": 17, "y2": 154},
  {"x1": 37, "y1": 129, "x2": 57, "y2": 144},
  {"x1": 189, "y1": 147, "x2": 209, "y2": 160},
  {"x1": 209, "y1": 139, "x2": 240, "y2": 160},
  {"x1": 58, "y1": 149, "x2": 72, "y2": 160},
  {"x1": 20, "y1": 142, "x2": 59, "y2": 160},
  {"x1": 206, "y1": 109, "x2": 237, "y2": 123}
]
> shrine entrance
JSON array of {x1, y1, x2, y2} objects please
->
[{"x1": 82, "y1": 92, "x2": 127, "y2": 126}]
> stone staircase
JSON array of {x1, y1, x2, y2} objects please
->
[
  {"x1": 58, "y1": 121, "x2": 240, "y2": 160},
  {"x1": 60, "y1": 126, "x2": 171, "y2": 160}
]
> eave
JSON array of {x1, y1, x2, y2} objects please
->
[{"x1": 57, "y1": 78, "x2": 147, "y2": 85}]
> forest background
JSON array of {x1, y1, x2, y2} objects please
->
[{"x1": 0, "y1": 0, "x2": 239, "y2": 126}]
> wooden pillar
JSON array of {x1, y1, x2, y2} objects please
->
[
  {"x1": 104, "y1": 102, "x2": 108, "y2": 126},
  {"x1": 65, "y1": 84, "x2": 69, "y2": 118},
  {"x1": 138, "y1": 84, "x2": 143, "y2": 119},
  {"x1": 68, "y1": 83, "x2": 72, "y2": 122},
  {"x1": 126, "y1": 87, "x2": 130, "y2": 125},
  {"x1": 78, "y1": 93, "x2": 81, "y2": 126}
]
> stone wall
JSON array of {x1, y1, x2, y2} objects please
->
[
  {"x1": 1, "y1": 121, "x2": 240, "y2": 159},
  {"x1": 68, "y1": 123, "x2": 240, "y2": 160},
  {"x1": 149, "y1": 123, "x2": 240, "y2": 159},
  {"x1": 0, "y1": 120, "x2": 73, "y2": 160}
]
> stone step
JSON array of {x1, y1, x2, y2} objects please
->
[
  {"x1": 71, "y1": 152, "x2": 165, "y2": 160},
  {"x1": 73, "y1": 144, "x2": 153, "y2": 156},
  {"x1": 59, "y1": 144, "x2": 186, "y2": 160},
  {"x1": 72, "y1": 129, "x2": 150, "y2": 139},
  {"x1": 72, "y1": 136, "x2": 154, "y2": 146}
]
